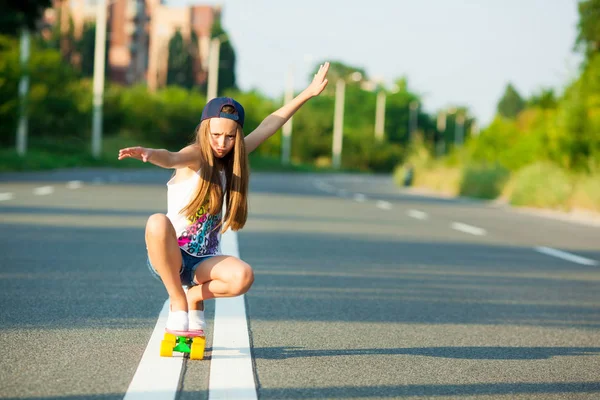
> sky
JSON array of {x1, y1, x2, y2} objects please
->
[{"x1": 167, "y1": 0, "x2": 582, "y2": 126}]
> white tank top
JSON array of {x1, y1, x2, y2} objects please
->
[{"x1": 166, "y1": 170, "x2": 225, "y2": 257}]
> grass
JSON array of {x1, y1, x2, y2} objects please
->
[
  {"x1": 397, "y1": 157, "x2": 600, "y2": 213},
  {"x1": 507, "y1": 162, "x2": 573, "y2": 210}
]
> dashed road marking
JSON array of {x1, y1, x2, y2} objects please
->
[
  {"x1": 0, "y1": 193, "x2": 14, "y2": 201},
  {"x1": 66, "y1": 180, "x2": 83, "y2": 189},
  {"x1": 407, "y1": 209, "x2": 428, "y2": 220},
  {"x1": 33, "y1": 186, "x2": 54, "y2": 196},
  {"x1": 535, "y1": 246, "x2": 598, "y2": 266},
  {"x1": 314, "y1": 181, "x2": 335, "y2": 193},
  {"x1": 376, "y1": 200, "x2": 392, "y2": 210},
  {"x1": 353, "y1": 193, "x2": 367, "y2": 202},
  {"x1": 451, "y1": 222, "x2": 486, "y2": 236}
]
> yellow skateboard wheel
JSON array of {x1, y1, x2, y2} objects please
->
[
  {"x1": 163, "y1": 333, "x2": 177, "y2": 342},
  {"x1": 160, "y1": 339, "x2": 174, "y2": 357},
  {"x1": 190, "y1": 337, "x2": 206, "y2": 360}
]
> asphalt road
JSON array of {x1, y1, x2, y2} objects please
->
[{"x1": 0, "y1": 168, "x2": 599, "y2": 400}]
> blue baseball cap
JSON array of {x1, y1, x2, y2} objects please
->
[{"x1": 200, "y1": 97, "x2": 245, "y2": 128}]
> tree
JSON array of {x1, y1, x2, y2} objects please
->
[
  {"x1": 527, "y1": 88, "x2": 557, "y2": 109},
  {"x1": 0, "y1": 0, "x2": 53, "y2": 36},
  {"x1": 575, "y1": 0, "x2": 600, "y2": 61},
  {"x1": 76, "y1": 22, "x2": 97, "y2": 77},
  {"x1": 497, "y1": 83, "x2": 525, "y2": 119},
  {"x1": 210, "y1": 18, "x2": 236, "y2": 94},
  {"x1": 167, "y1": 30, "x2": 195, "y2": 89}
]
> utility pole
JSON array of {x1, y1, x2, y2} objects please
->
[
  {"x1": 332, "y1": 79, "x2": 345, "y2": 169},
  {"x1": 455, "y1": 113, "x2": 465, "y2": 147},
  {"x1": 281, "y1": 66, "x2": 294, "y2": 165},
  {"x1": 436, "y1": 111, "x2": 446, "y2": 156},
  {"x1": 91, "y1": 0, "x2": 107, "y2": 159},
  {"x1": 374, "y1": 91, "x2": 386, "y2": 141},
  {"x1": 16, "y1": 28, "x2": 30, "y2": 156},
  {"x1": 207, "y1": 38, "x2": 221, "y2": 101},
  {"x1": 409, "y1": 101, "x2": 419, "y2": 142}
]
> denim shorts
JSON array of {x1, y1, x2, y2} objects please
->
[{"x1": 146, "y1": 249, "x2": 215, "y2": 287}]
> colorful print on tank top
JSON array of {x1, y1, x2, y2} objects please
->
[{"x1": 177, "y1": 203, "x2": 221, "y2": 256}]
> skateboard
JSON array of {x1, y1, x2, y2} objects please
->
[{"x1": 160, "y1": 330, "x2": 206, "y2": 360}]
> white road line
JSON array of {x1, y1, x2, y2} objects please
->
[
  {"x1": 407, "y1": 209, "x2": 428, "y2": 220},
  {"x1": 535, "y1": 246, "x2": 599, "y2": 266},
  {"x1": 123, "y1": 300, "x2": 184, "y2": 400},
  {"x1": 209, "y1": 231, "x2": 257, "y2": 400},
  {"x1": 376, "y1": 200, "x2": 392, "y2": 210},
  {"x1": 66, "y1": 180, "x2": 83, "y2": 189},
  {"x1": 451, "y1": 222, "x2": 486, "y2": 236},
  {"x1": 33, "y1": 186, "x2": 54, "y2": 196},
  {"x1": 0, "y1": 193, "x2": 14, "y2": 201},
  {"x1": 353, "y1": 193, "x2": 367, "y2": 202}
]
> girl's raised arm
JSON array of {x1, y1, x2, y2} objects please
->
[
  {"x1": 118, "y1": 145, "x2": 201, "y2": 170},
  {"x1": 244, "y1": 62, "x2": 329, "y2": 154}
]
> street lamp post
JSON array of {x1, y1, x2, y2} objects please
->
[
  {"x1": 331, "y1": 72, "x2": 362, "y2": 169},
  {"x1": 409, "y1": 101, "x2": 419, "y2": 142},
  {"x1": 436, "y1": 111, "x2": 447, "y2": 156},
  {"x1": 332, "y1": 79, "x2": 346, "y2": 169},
  {"x1": 16, "y1": 28, "x2": 30, "y2": 156},
  {"x1": 91, "y1": 0, "x2": 107, "y2": 159},
  {"x1": 455, "y1": 113, "x2": 465, "y2": 147},
  {"x1": 206, "y1": 37, "x2": 221, "y2": 101},
  {"x1": 281, "y1": 65, "x2": 294, "y2": 165},
  {"x1": 374, "y1": 91, "x2": 386, "y2": 141}
]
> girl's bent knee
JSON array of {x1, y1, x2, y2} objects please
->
[
  {"x1": 145, "y1": 214, "x2": 173, "y2": 240},
  {"x1": 232, "y1": 262, "x2": 254, "y2": 295}
]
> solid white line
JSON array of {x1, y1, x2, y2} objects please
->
[
  {"x1": 123, "y1": 300, "x2": 184, "y2": 400},
  {"x1": 66, "y1": 180, "x2": 83, "y2": 189},
  {"x1": 407, "y1": 209, "x2": 428, "y2": 220},
  {"x1": 451, "y1": 222, "x2": 486, "y2": 236},
  {"x1": 209, "y1": 230, "x2": 257, "y2": 399},
  {"x1": 376, "y1": 200, "x2": 392, "y2": 210},
  {"x1": 208, "y1": 230, "x2": 257, "y2": 400},
  {"x1": 535, "y1": 246, "x2": 599, "y2": 266},
  {"x1": 124, "y1": 232, "x2": 255, "y2": 400},
  {"x1": 0, "y1": 193, "x2": 14, "y2": 201},
  {"x1": 33, "y1": 186, "x2": 54, "y2": 196},
  {"x1": 353, "y1": 193, "x2": 367, "y2": 202}
]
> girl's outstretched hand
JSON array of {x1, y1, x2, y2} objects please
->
[
  {"x1": 305, "y1": 62, "x2": 330, "y2": 98},
  {"x1": 118, "y1": 146, "x2": 153, "y2": 162}
]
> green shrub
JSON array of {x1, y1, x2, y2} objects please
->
[
  {"x1": 509, "y1": 162, "x2": 573, "y2": 209},
  {"x1": 570, "y1": 175, "x2": 600, "y2": 212},
  {"x1": 459, "y1": 163, "x2": 510, "y2": 199}
]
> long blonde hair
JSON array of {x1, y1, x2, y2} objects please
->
[{"x1": 180, "y1": 105, "x2": 249, "y2": 232}]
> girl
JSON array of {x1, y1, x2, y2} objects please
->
[{"x1": 118, "y1": 62, "x2": 330, "y2": 334}]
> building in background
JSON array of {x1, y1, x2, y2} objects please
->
[
  {"x1": 146, "y1": 2, "x2": 219, "y2": 90},
  {"x1": 42, "y1": 0, "x2": 219, "y2": 90}
]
